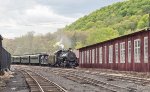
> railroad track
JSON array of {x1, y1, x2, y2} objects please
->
[
  {"x1": 52, "y1": 68, "x2": 150, "y2": 86},
  {"x1": 21, "y1": 70, "x2": 67, "y2": 92},
  {"x1": 15, "y1": 66, "x2": 148, "y2": 92},
  {"x1": 95, "y1": 73, "x2": 150, "y2": 85},
  {"x1": 50, "y1": 69, "x2": 136, "y2": 92},
  {"x1": 78, "y1": 70, "x2": 150, "y2": 86}
]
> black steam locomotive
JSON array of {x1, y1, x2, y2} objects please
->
[{"x1": 50, "y1": 49, "x2": 79, "y2": 68}]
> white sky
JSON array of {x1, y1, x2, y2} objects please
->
[{"x1": 0, "y1": 0, "x2": 123, "y2": 39}]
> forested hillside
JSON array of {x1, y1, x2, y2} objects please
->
[
  {"x1": 3, "y1": 30, "x2": 84, "y2": 55},
  {"x1": 3, "y1": 0, "x2": 150, "y2": 55},
  {"x1": 64, "y1": 0, "x2": 150, "y2": 46}
]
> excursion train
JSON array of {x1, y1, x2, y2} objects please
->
[
  {"x1": 11, "y1": 49, "x2": 79, "y2": 68},
  {"x1": 11, "y1": 53, "x2": 49, "y2": 65}
]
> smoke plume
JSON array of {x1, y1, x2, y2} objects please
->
[{"x1": 53, "y1": 38, "x2": 64, "y2": 49}]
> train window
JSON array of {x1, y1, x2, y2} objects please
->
[
  {"x1": 115, "y1": 43, "x2": 118, "y2": 63},
  {"x1": 82, "y1": 51, "x2": 84, "y2": 64},
  {"x1": 87, "y1": 50, "x2": 89, "y2": 64},
  {"x1": 81, "y1": 52, "x2": 82, "y2": 64},
  {"x1": 144, "y1": 37, "x2": 148, "y2": 63},
  {"x1": 99, "y1": 47, "x2": 102, "y2": 64},
  {"x1": 104, "y1": 46, "x2": 107, "y2": 64},
  {"x1": 95, "y1": 48, "x2": 98, "y2": 63},
  {"x1": 90, "y1": 50, "x2": 92, "y2": 64},
  {"x1": 109, "y1": 45, "x2": 113, "y2": 63},
  {"x1": 80, "y1": 52, "x2": 82, "y2": 64},
  {"x1": 92, "y1": 49, "x2": 95, "y2": 64},
  {"x1": 134, "y1": 39, "x2": 141, "y2": 63},
  {"x1": 85, "y1": 51, "x2": 86, "y2": 64},
  {"x1": 128, "y1": 41, "x2": 131, "y2": 63},
  {"x1": 120, "y1": 42, "x2": 125, "y2": 63}
]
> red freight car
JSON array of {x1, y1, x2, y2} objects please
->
[{"x1": 78, "y1": 28, "x2": 150, "y2": 72}]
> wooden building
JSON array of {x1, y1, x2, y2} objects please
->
[
  {"x1": 0, "y1": 35, "x2": 11, "y2": 72},
  {"x1": 78, "y1": 28, "x2": 150, "y2": 72}
]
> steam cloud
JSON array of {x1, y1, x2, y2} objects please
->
[{"x1": 53, "y1": 38, "x2": 64, "y2": 49}]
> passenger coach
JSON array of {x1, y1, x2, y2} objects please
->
[
  {"x1": 11, "y1": 53, "x2": 48, "y2": 65},
  {"x1": 79, "y1": 28, "x2": 150, "y2": 72}
]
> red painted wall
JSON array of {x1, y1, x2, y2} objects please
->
[{"x1": 79, "y1": 29, "x2": 150, "y2": 72}]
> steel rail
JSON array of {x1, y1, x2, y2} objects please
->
[
  {"x1": 23, "y1": 70, "x2": 44, "y2": 92},
  {"x1": 50, "y1": 69, "x2": 137, "y2": 92},
  {"x1": 34, "y1": 71, "x2": 67, "y2": 92},
  {"x1": 53, "y1": 68, "x2": 150, "y2": 85},
  {"x1": 23, "y1": 69, "x2": 67, "y2": 92}
]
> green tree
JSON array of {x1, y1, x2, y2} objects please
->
[
  {"x1": 137, "y1": 14, "x2": 149, "y2": 29},
  {"x1": 86, "y1": 28, "x2": 119, "y2": 45}
]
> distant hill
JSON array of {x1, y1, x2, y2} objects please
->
[
  {"x1": 63, "y1": 0, "x2": 150, "y2": 47},
  {"x1": 2, "y1": 0, "x2": 150, "y2": 55}
]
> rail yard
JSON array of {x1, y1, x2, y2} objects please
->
[
  {"x1": 1, "y1": 29, "x2": 150, "y2": 92},
  {"x1": 1, "y1": 65, "x2": 150, "y2": 92},
  {"x1": 0, "y1": 0, "x2": 150, "y2": 92}
]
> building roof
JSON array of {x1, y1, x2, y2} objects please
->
[{"x1": 78, "y1": 28, "x2": 150, "y2": 50}]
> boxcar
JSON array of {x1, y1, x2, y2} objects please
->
[{"x1": 78, "y1": 28, "x2": 150, "y2": 72}]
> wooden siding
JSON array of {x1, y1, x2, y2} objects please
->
[{"x1": 79, "y1": 29, "x2": 150, "y2": 72}]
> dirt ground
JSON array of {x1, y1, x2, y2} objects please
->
[
  {"x1": 0, "y1": 70, "x2": 29, "y2": 92},
  {"x1": 2, "y1": 65, "x2": 150, "y2": 92}
]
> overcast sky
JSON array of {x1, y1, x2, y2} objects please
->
[{"x1": 0, "y1": 0, "x2": 123, "y2": 39}]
